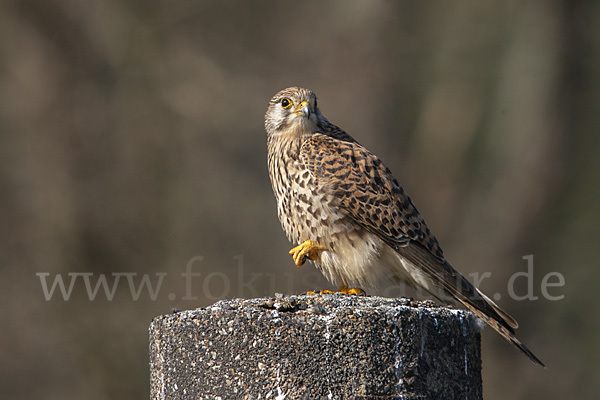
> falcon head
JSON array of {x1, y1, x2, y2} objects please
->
[{"x1": 265, "y1": 87, "x2": 328, "y2": 137}]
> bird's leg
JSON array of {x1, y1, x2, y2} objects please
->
[
  {"x1": 289, "y1": 240, "x2": 328, "y2": 267},
  {"x1": 307, "y1": 284, "x2": 366, "y2": 296},
  {"x1": 317, "y1": 284, "x2": 365, "y2": 296},
  {"x1": 338, "y1": 284, "x2": 366, "y2": 296}
]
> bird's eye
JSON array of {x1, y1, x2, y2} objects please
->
[{"x1": 281, "y1": 98, "x2": 292, "y2": 109}]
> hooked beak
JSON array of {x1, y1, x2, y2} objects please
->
[{"x1": 294, "y1": 101, "x2": 311, "y2": 118}]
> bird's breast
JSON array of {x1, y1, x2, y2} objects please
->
[
  {"x1": 268, "y1": 138, "x2": 347, "y2": 241},
  {"x1": 267, "y1": 137, "x2": 407, "y2": 291}
]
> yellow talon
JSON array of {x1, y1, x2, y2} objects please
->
[
  {"x1": 289, "y1": 240, "x2": 328, "y2": 267},
  {"x1": 337, "y1": 284, "x2": 366, "y2": 296},
  {"x1": 306, "y1": 284, "x2": 366, "y2": 296}
]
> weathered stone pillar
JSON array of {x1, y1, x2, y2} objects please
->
[{"x1": 150, "y1": 294, "x2": 482, "y2": 399}]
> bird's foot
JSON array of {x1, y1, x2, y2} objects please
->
[
  {"x1": 307, "y1": 284, "x2": 366, "y2": 296},
  {"x1": 289, "y1": 240, "x2": 328, "y2": 267}
]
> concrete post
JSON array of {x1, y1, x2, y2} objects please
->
[{"x1": 150, "y1": 294, "x2": 482, "y2": 399}]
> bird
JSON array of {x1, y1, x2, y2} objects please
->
[{"x1": 265, "y1": 86, "x2": 544, "y2": 367}]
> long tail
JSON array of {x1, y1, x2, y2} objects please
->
[
  {"x1": 395, "y1": 243, "x2": 545, "y2": 367},
  {"x1": 457, "y1": 289, "x2": 545, "y2": 367}
]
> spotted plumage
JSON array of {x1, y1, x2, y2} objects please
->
[{"x1": 265, "y1": 87, "x2": 543, "y2": 366}]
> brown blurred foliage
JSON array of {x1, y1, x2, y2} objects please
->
[{"x1": 1, "y1": 1, "x2": 599, "y2": 399}]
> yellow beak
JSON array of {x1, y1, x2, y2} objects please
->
[{"x1": 295, "y1": 101, "x2": 311, "y2": 118}]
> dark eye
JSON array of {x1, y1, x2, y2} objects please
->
[{"x1": 281, "y1": 98, "x2": 292, "y2": 109}]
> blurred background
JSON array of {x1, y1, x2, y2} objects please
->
[{"x1": 1, "y1": 0, "x2": 598, "y2": 399}]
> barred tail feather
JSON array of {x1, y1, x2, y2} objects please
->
[
  {"x1": 395, "y1": 243, "x2": 545, "y2": 367},
  {"x1": 458, "y1": 298, "x2": 545, "y2": 367}
]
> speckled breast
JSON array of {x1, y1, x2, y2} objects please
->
[{"x1": 267, "y1": 136, "x2": 351, "y2": 248}]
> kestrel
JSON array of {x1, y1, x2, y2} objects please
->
[{"x1": 265, "y1": 87, "x2": 543, "y2": 366}]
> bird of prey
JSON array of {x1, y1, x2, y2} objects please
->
[{"x1": 265, "y1": 86, "x2": 544, "y2": 366}]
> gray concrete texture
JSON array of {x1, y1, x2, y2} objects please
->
[{"x1": 150, "y1": 294, "x2": 482, "y2": 399}]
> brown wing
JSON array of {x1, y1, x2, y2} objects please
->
[
  {"x1": 300, "y1": 133, "x2": 445, "y2": 261},
  {"x1": 300, "y1": 132, "x2": 544, "y2": 367}
]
